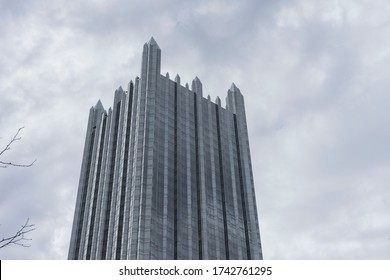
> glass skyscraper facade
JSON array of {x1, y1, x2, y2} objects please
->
[{"x1": 68, "y1": 38, "x2": 262, "y2": 260}]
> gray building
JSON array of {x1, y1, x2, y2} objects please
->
[{"x1": 68, "y1": 38, "x2": 262, "y2": 260}]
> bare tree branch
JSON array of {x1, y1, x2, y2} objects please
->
[
  {"x1": 0, "y1": 159, "x2": 37, "y2": 168},
  {"x1": 0, "y1": 127, "x2": 36, "y2": 168},
  {"x1": 0, "y1": 218, "x2": 36, "y2": 249},
  {"x1": 0, "y1": 128, "x2": 37, "y2": 249}
]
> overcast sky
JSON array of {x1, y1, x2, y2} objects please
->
[{"x1": 1, "y1": 0, "x2": 390, "y2": 260}]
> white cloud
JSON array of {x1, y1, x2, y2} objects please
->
[{"x1": 1, "y1": 0, "x2": 390, "y2": 259}]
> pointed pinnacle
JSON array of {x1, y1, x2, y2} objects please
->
[
  {"x1": 230, "y1": 83, "x2": 238, "y2": 91},
  {"x1": 175, "y1": 74, "x2": 181, "y2": 84},
  {"x1": 148, "y1": 37, "x2": 160, "y2": 49},
  {"x1": 95, "y1": 100, "x2": 104, "y2": 110}
]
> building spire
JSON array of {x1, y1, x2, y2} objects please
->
[
  {"x1": 95, "y1": 100, "x2": 104, "y2": 111},
  {"x1": 140, "y1": 36, "x2": 162, "y2": 88},
  {"x1": 191, "y1": 76, "x2": 203, "y2": 96},
  {"x1": 148, "y1": 37, "x2": 160, "y2": 49},
  {"x1": 226, "y1": 82, "x2": 244, "y2": 114},
  {"x1": 230, "y1": 83, "x2": 239, "y2": 92},
  {"x1": 175, "y1": 74, "x2": 181, "y2": 84}
]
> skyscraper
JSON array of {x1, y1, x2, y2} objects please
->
[{"x1": 68, "y1": 38, "x2": 262, "y2": 260}]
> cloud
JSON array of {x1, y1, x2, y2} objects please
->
[{"x1": 1, "y1": 0, "x2": 390, "y2": 259}]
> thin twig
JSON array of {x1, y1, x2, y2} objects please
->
[
  {"x1": 0, "y1": 127, "x2": 36, "y2": 168},
  {"x1": 0, "y1": 159, "x2": 37, "y2": 168},
  {"x1": 0, "y1": 218, "x2": 36, "y2": 249},
  {"x1": 0, "y1": 127, "x2": 24, "y2": 157}
]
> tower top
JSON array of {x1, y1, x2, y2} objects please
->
[
  {"x1": 95, "y1": 100, "x2": 104, "y2": 111},
  {"x1": 175, "y1": 74, "x2": 181, "y2": 84},
  {"x1": 148, "y1": 37, "x2": 160, "y2": 49},
  {"x1": 116, "y1": 86, "x2": 124, "y2": 93},
  {"x1": 230, "y1": 83, "x2": 239, "y2": 92}
]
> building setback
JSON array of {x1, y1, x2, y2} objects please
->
[{"x1": 68, "y1": 38, "x2": 262, "y2": 260}]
